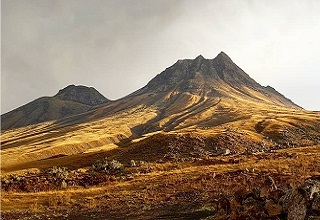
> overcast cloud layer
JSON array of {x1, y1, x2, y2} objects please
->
[{"x1": 2, "y1": 0, "x2": 320, "y2": 113}]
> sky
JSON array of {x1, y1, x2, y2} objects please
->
[{"x1": 1, "y1": 0, "x2": 320, "y2": 113}]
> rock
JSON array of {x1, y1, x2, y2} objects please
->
[
  {"x1": 216, "y1": 197, "x2": 231, "y2": 215},
  {"x1": 312, "y1": 194, "x2": 320, "y2": 212},
  {"x1": 265, "y1": 199, "x2": 282, "y2": 216},
  {"x1": 259, "y1": 186, "x2": 270, "y2": 199},
  {"x1": 307, "y1": 217, "x2": 320, "y2": 220},
  {"x1": 130, "y1": 160, "x2": 136, "y2": 167},
  {"x1": 224, "y1": 149, "x2": 231, "y2": 155},
  {"x1": 282, "y1": 188, "x2": 307, "y2": 220},
  {"x1": 241, "y1": 195, "x2": 266, "y2": 218},
  {"x1": 269, "y1": 189, "x2": 286, "y2": 201},
  {"x1": 282, "y1": 180, "x2": 320, "y2": 220}
]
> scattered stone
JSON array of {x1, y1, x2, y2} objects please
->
[
  {"x1": 224, "y1": 149, "x2": 231, "y2": 155},
  {"x1": 264, "y1": 199, "x2": 282, "y2": 216},
  {"x1": 259, "y1": 186, "x2": 269, "y2": 199},
  {"x1": 216, "y1": 197, "x2": 231, "y2": 215},
  {"x1": 282, "y1": 188, "x2": 307, "y2": 220},
  {"x1": 130, "y1": 160, "x2": 136, "y2": 167}
]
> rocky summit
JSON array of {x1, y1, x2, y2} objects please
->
[
  {"x1": 54, "y1": 84, "x2": 108, "y2": 106},
  {"x1": 138, "y1": 52, "x2": 298, "y2": 108},
  {"x1": 1, "y1": 85, "x2": 109, "y2": 130}
]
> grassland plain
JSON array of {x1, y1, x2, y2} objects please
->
[{"x1": 1, "y1": 144, "x2": 320, "y2": 219}]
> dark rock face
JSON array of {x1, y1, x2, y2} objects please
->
[
  {"x1": 54, "y1": 85, "x2": 108, "y2": 106},
  {"x1": 136, "y1": 52, "x2": 300, "y2": 109}
]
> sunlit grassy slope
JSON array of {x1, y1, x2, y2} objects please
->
[
  {"x1": 1, "y1": 145, "x2": 319, "y2": 219},
  {"x1": 1, "y1": 52, "x2": 319, "y2": 219},
  {"x1": 1, "y1": 93, "x2": 319, "y2": 174}
]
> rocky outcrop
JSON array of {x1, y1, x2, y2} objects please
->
[
  {"x1": 54, "y1": 84, "x2": 108, "y2": 106},
  {"x1": 282, "y1": 179, "x2": 320, "y2": 220},
  {"x1": 235, "y1": 178, "x2": 320, "y2": 219}
]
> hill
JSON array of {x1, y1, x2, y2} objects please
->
[{"x1": 1, "y1": 85, "x2": 109, "y2": 130}]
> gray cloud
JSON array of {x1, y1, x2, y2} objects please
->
[{"x1": 2, "y1": 0, "x2": 320, "y2": 113}]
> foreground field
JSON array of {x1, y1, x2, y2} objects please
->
[{"x1": 2, "y1": 145, "x2": 319, "y2": 220}]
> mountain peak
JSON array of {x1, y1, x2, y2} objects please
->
[
  {"x1": 138, "y1": 51, "x2": 299, "y2": 109},
  {"x1": 213, "y1": 51, "x2": 233, "y2": 63},
  {"x1": 54, "y1": 84, "x2": 109, "y2": 106},
  {"x1": 195, "y1": 54, "x2": 205, "y2": 60},
  {"x1": 1, "y1": 85, "x2": 110, "y2": 130},
  {"x1": 191, "y1": 54, "x2": 208, "y2": 69},
  {"x1": 56, "y1": 84, "x2": 91, "y2": 93}
]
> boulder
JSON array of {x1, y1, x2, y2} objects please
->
[
  {"x1": 282, "y1": 180, "x2": 320, "y2": 220},
  {"x1": 264, "y1": 199, "x2": 282, "y2": 216}
]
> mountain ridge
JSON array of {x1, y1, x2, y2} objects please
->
[
  {"x1": 126, "y1": 52, "x2": 299, "y2": 109},
  {"x1": 1, "y1": 52, "x2": 300, "y2": 131}
]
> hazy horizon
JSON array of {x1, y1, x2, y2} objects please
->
[{"x1": 2, "y1": 0, "x2": 320, "y2": 113}]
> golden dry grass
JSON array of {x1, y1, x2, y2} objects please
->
[
  {"x1": 1, "y1": 145, "x2": 319, "y2": 219},
  {"x1": 1, "y1": 88, "x2": 319, "y2": 219},
  {"x1": 2, "y1": 104, "x2": 319, "y2": 174}
]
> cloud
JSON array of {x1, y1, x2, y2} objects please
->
[{"x1": 2, "y1": 0, "x2": 320, "y2": 113}]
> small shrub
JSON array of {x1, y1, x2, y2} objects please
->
[
  {"x1": 45, "y1": 166, "x2": 69, "y2": 179},
  {"x1": 199, "y1": 204, "x2": 216, "y2": 214},
  {"x1": 61, "y1": 180, "x2": 67, "y2": 189},
  {"x1": 29, "y1": 203, "x2": 44, "y2": 212},
  {"x1": 109, "y1": 160, "x2": 124, "y2": 170},
  {"x1": 48, "y1": 194, "x2": 72, "y2": 207},
  {"x1": 130, "y1": 160, "x2": 145, "y2": 167},
  {"x1": 83, "y1": 198, "x2": 98, "y2": 209},
  {"x1": 130, "y1": 160, "x2": 136, "y2": 167},
  {"x1": 90, "y1": 158, "x2": 124, "y2": 173},
  {"x1": 1, "y1": 177, "x2": 10, "y2": 185}
]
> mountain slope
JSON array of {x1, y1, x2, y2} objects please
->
[
  {"x1": 130, "y1": 52, "x2": 298, "y2": 107},
  {"x1": 1, "y1": 52, "x2": 319, "y2": 174},
  {"x1": 1, "y1": 52, "x2": 319, "y2": 220},
  {"x1": 1, "y1": 85, "x2": 109, "y2": 130},
  {"x1": 87, "y1": 52, "x2": 301, "y2": 133}
]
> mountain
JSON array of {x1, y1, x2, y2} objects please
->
[
  {"x1": 1, "y1": 52, "x2": 319, "y2": 220},
  {"x1": 1, "y1": 85, "x2": 109, "y2": 130},
  {"x1": 1, "y1": 52, "x2": 319, "y2": 171},
  {"x1": 91, "y1": 52, "x2": 301, "y2": 133},
  {"x1": 130, "y1": 52, "x2": 298, "y2": 107}
]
